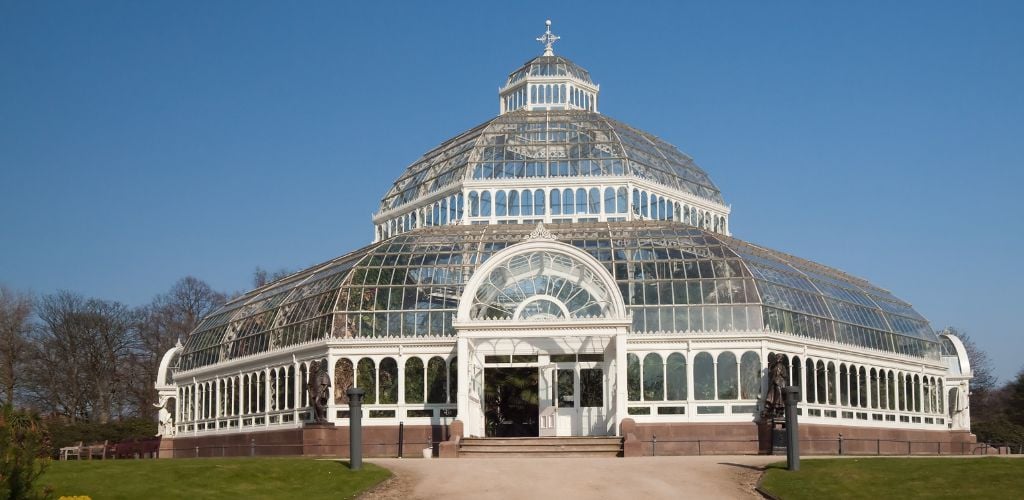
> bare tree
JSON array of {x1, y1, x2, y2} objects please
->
[
  {"x1": 0, "y1": 286, "x2": 33, "y2": 406},
  {"x1": 252, "y1": 266, "x2": 293, "y2": 288},
  {"x1": 27, "y1": 291, "x2": 139, "y2": 423},
  {"x1": 131, "y1": 277, "x2": 225, "y2": 418}
]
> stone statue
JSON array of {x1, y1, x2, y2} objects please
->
[
  {"x1": 761, "y1": 353, "x2": 788, "y2": 421},
  {"x1": 307, "y1": 360, "x2": 332, "y2": 424}
]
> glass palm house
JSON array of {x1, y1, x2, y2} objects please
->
[{"x1": 156, "y1": 22, "x2": 975, "y2": 456}]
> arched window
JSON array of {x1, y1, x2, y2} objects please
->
[
  {"x1": 718, "y1": 352, "x2": 738, "y2": 399},
  {"x1": 658, "y1": 198, "x2": 666, "y2": 220},
  {"x1": 617, "y1": 187, "x2": 627, "y2": 213},
  {"x1": 858, "y1": 367, "x2": 868, "y2": 407},
  {"x1": 576, "y1": 188, "x2": 587, "y2": 214},
  {"x1": 258, "y1": 372, "x2": 266, "y2": 413},
  {"x1": 457, "y1": 193, "x2": 464, "y2": 220},
  {"x1": 534, "y1": 189, "x2": 545, "y2": 215},
  {"x1": 666, "y1": 353, "x2": 687, "y2": 401},
  {"x1": 817, "y1": 360, "x2": 827, "y2": 404},
  {"x1": 469, "y1": 191, "x2": 480, "y2": 217},
  {"x1": 839, "y1": 364, "x2": 849, "y2": 406},
  {"x1": 792, "y1": 356, "x2": 802, "y2": 402},
  {"x1": 550, "y1": 190, "x2": 561, "y2": 215},
  {"x1": 604, "y1": 187, "x2": 615, "y2": 214},
  {"x1": 898, "y1": 372, "x2": 906, "y2": 411},
  {"x1": 379, "y1": 357, "x2": 398, "y2": 404},
  {"x1": 937, "y1": 378, "x2": 943, "y2": 414},
  {"x1": 879, "y1": 370, "x2": 888, "y2": 409},
  {"x1": 440, "y1": 198, "x2": 449, "y2": 225},
  {"x1": 354, "y1": 359, "x2": 376, "y2": 405},
  {"x1": 427, "y1": 356, "x2": 447, "y2": 403},
  {"x1": 495, "y1": 190, "x2": 507, "y2": 216},
  {"x1": 640, "y1": 192, "x2": 649, "y2": 217},
  {"x1": 627, "y1": 353, "x2": 641, "y2": 401},
  {"x1": 643, "y1": 353, "x2": 664, "y2": 401},
  {"x1": 480, "y1": 191, "x2": 492, "y2": 217},
  {"x1": 632, "y1": 189, "x2": 640, "y2": 215},
  {"x1": 563, "y1": 189, "x2": 575, "y2": 215},
  {"x1": 806, "y1": 359, "x2": 816, "y2": 404},
  {"x1": 520, "y1": 190, "x2": 532, "y2": 216},
  {"x1": 694, "y1": 352, "x2": 715, "y2": 400},
  {"x1": 740, "y1": 351, "x2": 761, "y2": 399},
  {"x1": 405, "y1": 357, "x2": 424, "y2": 404},
  {"x1": 588, "y1": 187, "x2": 600, "y2": 214},
  {"x1": 827, "y1": 362, "x2": 836, "y2": 405}
]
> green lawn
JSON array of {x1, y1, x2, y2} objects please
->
[
  {"x1": 39, "y1": 458, "x2": 391, "y2": 500},
  {"x1": 760, "y1": 457, "x2": 1024, "y2": 500}
]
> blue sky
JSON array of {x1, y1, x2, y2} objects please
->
[{"x1": 1, "y1": 2, "x2": 1021, "y2": 381}]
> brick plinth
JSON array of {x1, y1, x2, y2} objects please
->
[{"x1": 165, "y1": 423, "x2": 449, "y2": 458}]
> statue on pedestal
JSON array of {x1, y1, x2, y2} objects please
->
[{"x1": 307, "y1": 360, "x2": 332, "y2": 424}]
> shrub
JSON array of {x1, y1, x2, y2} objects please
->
[{"x1": 0, "y1": 405, "x2": 53, "y2": 500}]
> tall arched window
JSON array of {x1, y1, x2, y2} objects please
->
[
  {"x1": 839, "y1": 364, "x2": 849, "y2": 406},
  {"x1": 588, "y1": 187, "x2": 600, "y2": 214},
  {"x1": 405, "y1": 357, "x2": 424, "y2": 404},
  {"x1": 694, "y1": 352, "x2": 715, "y2": 400},
  {"x1": 604, "y1": 187, "x2": 616, "y2": 214},
  {"x1": 740, "y1": 351, "x2": 761, "y2": 400},
  {"x1": 643, "y1": 353, "x2": 664, "y2": 401},
  {"x1": 817, "y1": 360, "x2": 827, "y2": 403},
  {"x1": 550, "y1": 190, "x2": 561, "y2": 215},
  {"x1": 617, "y1": 187, "x2": 627, "y2": 213},
  {"x1": 718, "y1": 352, "x2": 738, "y2": 399},
  {"x1": 518, "y1": 190, "x2": 529, "y2": 216},
  {"x1": 806, "y1": 359, "x2": 816, "y2": 404},
  {"x1": 640, "y1": 192, "x2": 649, "y2": 217},
  {"x1": 449, "y1": 357, "x2": 458, "y2": 404},
  {"x1": 379, "y1": 357, "x2": 398, "y2": 404},
  {"x1": 792, "y1": 356, "x2": 802, "y2": 402},
  {"x1": 658, "y1": 198, "x2": 666, "y2": 220},
  {"x1": 575, "y1": 188, "x2": 587, "y2": 214},
  {"x1": 469, "y1": 191, "x2": 480, "y2": 217},
  {"x1": 632, "y1": 189, "x2": 640, "y2": 215},
  {"x1": 827, "y1": 362, "x2": 836, "y2": 405},
  {"x1": 534, "y1": 189, "x2": 545, "y2": 215},
  {"x1": 357, "y1": 358, "x2": 376, "y2": 404},
  {"x1": 858, "y1": 367, "x2": 868, "y2": 407},
  {"x1": 427, "y1": 356, "x2": 447, "y2": 404},
  {"x1": 480, "y1": 191, "x2": 492, "y2": 217},
  {"x1": 563, "y1": 189, "x2": 575, "y2": 215},
  {"x1": 495, "y1": 190, "x2": 507, "y2": 216},
  {"x1": 666, "y1": 353, "x2": 687, "y2": 401}
]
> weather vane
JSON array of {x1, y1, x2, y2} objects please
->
[{"x1": 536, "y1": 19, "x2": 559, "y2": 56}]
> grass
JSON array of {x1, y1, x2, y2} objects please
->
[
  {"x1": 39, "y1": 457, "x2": 391, "y2": 500},
  {"x1": 760, "y1": 457, "x2": 1024, "y2": 500}
]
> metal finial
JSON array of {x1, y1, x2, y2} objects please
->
[{"x1": 536, "y1": 19, "x2": 560, "y2": 56}]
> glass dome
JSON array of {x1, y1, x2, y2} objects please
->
[
  {"x1": 378, "y1": 110, "x2": 725, "y2": 213},
  {"x1": 177, "y1": 221, "x2": 939, "y2": 372}
]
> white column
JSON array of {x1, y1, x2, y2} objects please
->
[{"x1": 614, "y1": 333, "x2": 628, "y2": 435}]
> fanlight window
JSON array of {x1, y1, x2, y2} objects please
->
[{"x1": 470, "y1": 250, "x2": 612, "y2": 320}]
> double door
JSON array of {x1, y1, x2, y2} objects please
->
[{"x1": 539, "y1": 361, "x2": 608, "y2": 436}]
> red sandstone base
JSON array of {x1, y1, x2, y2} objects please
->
[{"x1": 163, "y1": 423, "x2": 449, "y2": 458}]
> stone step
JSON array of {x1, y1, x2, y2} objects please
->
[
  {"x1": 459, "y1": 450, "x2": 621, "y2": 458},
  {"x1": 458, "y1": 436, "x2": 623, "y2": 458}
]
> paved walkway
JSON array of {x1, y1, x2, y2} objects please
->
[{"x1": 361, "y1": 455, "x2": 778, "y2": 500}]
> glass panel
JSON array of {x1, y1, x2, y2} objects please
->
[
  {"x1": 557, "y1": 369, "x2": 575, "y2": 407},
  {"x1": 666, "y1": 353, "x2": 687, "y2": 401},
  {"x1": 427, "y1": 356, "x2": 448, "y2": 404},
  {"x1": 357, "y1": 358, "x2": 376, "y2": 404},
  {"x1": 627, "y1": 353, "x2": 641, "y2": 401},
  {"x1": 694, "y1": 352, "x2": 714, "y2": 400},
  {"x1": 717, "y1": 352, "x2": 738, "y2": 400},
  {"x1": 643, "y1": 353, "x2": 664, "y2": 401},
  {"x1": 580, "y1": 368, "x2": 603, "y2": 407},
  {"x1": 405, "y1": 357, "x2": 424, "y2": 404},
  {"x1": 740, "y1": 351, "x2": 760, "y2": 400},
  {"x1": 379, "y1": 357, "x2": 398, "y2": 404}
]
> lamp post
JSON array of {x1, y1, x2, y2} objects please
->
[
  {"x1": 346, "y1": 388, "x2": 365, "y2": 470},
  {"x1": 783, "y1": 386, "x2": 801, "y2": 471}
]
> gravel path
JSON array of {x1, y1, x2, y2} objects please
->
[{"x1": 360, "y1": 455, "x2": 777, "y2": 500}]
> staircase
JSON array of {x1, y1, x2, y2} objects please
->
[{"x1": 458, "y1": 436, "x2": 623, "y2": 458}]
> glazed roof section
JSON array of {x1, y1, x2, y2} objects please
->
[
  {"x1": 505, "y1": 55, "x2": 594, "y2": 87},
  {"x1": 177, "y1": 221, "x2": 938, "y2": 372},
  {"x1": 378, "y1": 110, "x2": 725, "y2": 214}
]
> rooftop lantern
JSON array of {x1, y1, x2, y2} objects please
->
[{"x1": 499, "y1": 20, "x2": 600, "y2": 114}]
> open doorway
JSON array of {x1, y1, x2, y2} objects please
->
[{"x1": 484, "y1": 367, "x2": 539, "y2": 437}]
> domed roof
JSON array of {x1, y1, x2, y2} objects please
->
[
  {"x1": 177, "y1": 221, "x2": 939, "y2": 372},
  {"x1": 505, "y1": 55, "x2": 593, "y2": 87},
  {"x1": 379, "y1": 110, "x2": 726, "y2": 214}
]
